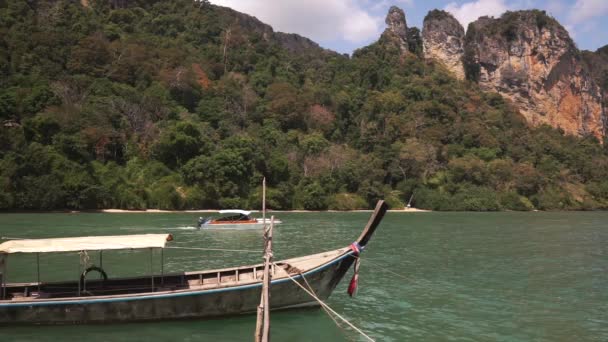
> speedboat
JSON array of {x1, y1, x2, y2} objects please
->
[{"x1": 197, "y1": 210, "x2": 282, "y2": 229}]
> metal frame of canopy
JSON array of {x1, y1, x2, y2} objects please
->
[
  {"x1": 0, "y1": 234, "x2": 173, "y2": 299},
  {"x1": 0, "y1": 253, "x2": 5, "y2": 300}
]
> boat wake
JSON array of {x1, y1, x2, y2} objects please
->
[
  {"x1": 166, "y1": 226, "x2": 199, "y2": 230},
  {"x1": 119, "y1": 226, "x2": 199, "y2": 231}
]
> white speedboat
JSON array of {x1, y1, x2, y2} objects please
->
[{"x1": 197, "y1": 210, "x2": 282, "y2": 229}]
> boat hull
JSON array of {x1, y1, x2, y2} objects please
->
[
  {"x1": 0, "y1": 252, "x2": 354, "y2": 325},
  {"x1": 200, "y1": 222, "x2": 266, "y2": 230},
  {"x1": 200, "y1": 219, "x2": 282, "y2": 230}
]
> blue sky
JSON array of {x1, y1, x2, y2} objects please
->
[{"x1": 211, "y1": 0, "x2": 608, "y2": 54}]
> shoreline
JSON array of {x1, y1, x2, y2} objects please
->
[
  {"x1": 0, "y1": 208, "x2": 432, "y2": 214},
  {"x1": 2, "y1": 208, "x2": 607, "y2": 213},
  {"x1": 100, "y1": 207, "x2": 433, "y2": 213}
]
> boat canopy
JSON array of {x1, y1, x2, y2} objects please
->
[
  {"x1": 218, "y1": 210, "x2": 251, "y2": 215},
  {"x1": 0, "y1": 234, "x2": 173, "y2": 254}
]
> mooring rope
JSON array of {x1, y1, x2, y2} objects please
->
[
  {"x1": 297, "y1": 271, "x2": 360, "y2": 342},
  {"x1": 274, "y1": 262, "x2": 375, "y2": 342},
  {"x1": 79, "y1": 250, "x2": 91, "y2": 269},
  {"x1": 299, "y1": 271, "x2": 342, "y2": 328},
  {"x1": 349, "y1": 254, "x2": 411, "y2": 281},
  {"x1": 165, "y1": 246, "x2": 262, "y2": 253},
  {"x1": 348, "y1": 254, "x2": 452, "y2": 293}
]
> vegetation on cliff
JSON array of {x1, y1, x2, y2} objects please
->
[
  {"x1": 582, "y1": 45, "x2": 608, "y2": 100},
  {"x1": 1, "y1": 0, "x2": 608, "y2": 211}
]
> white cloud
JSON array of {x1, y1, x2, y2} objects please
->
[
  {"x1": 396, "y1": 0, "x2": 413, "y2": 6},
  {"x1": 211, "y1": 0, "x2": 382, "y2": 44},
  {"x1": 366, "y1": 0, "x2": 393, "y2": 13},
  {"x1": 564, "y1": 24, "x2": 576, "y2": 38},
  {"x1": 444, "y1": 0, "x2": 511, "y2": 30},
  {"x1": 545, "y1": 0, "x2": 566, "y2": 16},
  {"x1": 362, "y1": 0, "x2": 413, "y2": 13},
  {"x1": 569, "y1": 0, "x2": 608, "y2": 24}
]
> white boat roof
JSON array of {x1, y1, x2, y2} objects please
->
[
  {"x1": 218, "y1": 210, "x2": 251, "y2": 215},
  {"x1": 0, "y1": 234, "x2": 173, "y2": 254}
]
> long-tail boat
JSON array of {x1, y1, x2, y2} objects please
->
[{"x1": 0, "y1": 201, "x2": 388, "y2": 325}]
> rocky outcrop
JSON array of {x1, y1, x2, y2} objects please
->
[
  {"x1": 462, "y1": 11, "x2": 605, "y2": 140},
  {"x1": 380, "y1": 6, "x2": 409, "y2": 55},
  {"x1": 582, "y1": 45, "x2": 608, "y2": 108},
  {"x1": 407, "y1": 27, "x2": 423, "y2": 56},
  {"x1": 219, "y1": 6, "x2": 338, "y2": 56},
  {"x1": 419, "y1": 9, "x2": 606, "y2": 140},
  {"x1": 273, "y1": 32, "x2": 329, "y2": 55},
  {"x1": 422, "y1": 10, "x2": 465, "y2": 80}
]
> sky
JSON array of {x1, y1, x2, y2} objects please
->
[{"x1": 210, "y1": 0, "x2": 608, "y2": 54}]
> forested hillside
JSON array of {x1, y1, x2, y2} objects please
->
[{"x1": 1, "y1": 0, "x2": 608, "y2": 211}]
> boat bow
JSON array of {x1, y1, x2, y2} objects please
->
[{"x1": 355, "y1": 200, "x2": 389, "y2": 248}]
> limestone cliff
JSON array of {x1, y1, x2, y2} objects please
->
[
  {"x1": 379, "y1": 6, "x2": 409, "y2": 55},
  {"x1": 462, "y1": 11, "x2": 605, "y2": 140},
  {"x1": 419, "y1": 9, "x2": 606, "y2": 140},
  {"x1": 422, "y1": 10, "x2": 465, "y2": 80},
  {"x1": 219, "y1": 6, "x2": 338, "y2": 57},
  {"x1": 582, "y1": 45, "x2": 608, "y2": 105}
]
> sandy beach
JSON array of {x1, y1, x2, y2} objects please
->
[{"x1": 97, "y1": 207, "x2": 431, "y2": 213}]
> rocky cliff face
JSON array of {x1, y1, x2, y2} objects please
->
[
  {"x1": 219, "y1": 6, "x2": 337, "y2": 56},
  {"x1": 421, "y1": 8, "x2": 605, "y2": 140},
  {"x1": 582, "y1": 45, "x2": 608, "y2": 105},
  {"x1": 463, "y1": 11, "x2": 605, "y2": 140},
  {"x1": 380, "y1": 6, "x2": 409, "y2": 55},
  {"x1": 422, "y1": 10, "x2": 465, "y2": 80}
]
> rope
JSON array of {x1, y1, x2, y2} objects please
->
[
  {"x1": 297, "y1": 271, "x2": 359, "y2": 342},
  {"x1": 299, "y1": 272, "x2": 342, "y2": 328},
  {"x1": 274, "y1": 263, "x2": 375, "y2": 342},
  {"x1": 165, "y1": 246, "x2": 262, "y2": 254},
  {"x1": 79, "y1": 250, "x2": 90, "y2": 269},
  {"x1": 348, "y1": 254, "x2": 451, "y2": 295},
  {"x1": 349, "y1": 255, "x2": 411, "y2": 281}
]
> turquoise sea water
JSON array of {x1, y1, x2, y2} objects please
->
[{"x1": 0, "y1": 211, "x2": 607, "y2": 341}]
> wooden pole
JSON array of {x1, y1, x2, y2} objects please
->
[
  {"x1": 262, "y1": 216, "x2": 274, "y2": 342},
  {"x1": 255, "y1": 216, "x2": 273, "y2": 342},
  {"x1": 255, "y1": 294, "x2": 263, "y2": 340},
  {"x1": 256, "y1": 177, "x2": 266, "y2": 341}
]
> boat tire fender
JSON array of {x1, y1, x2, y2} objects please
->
[{"x1": 80, "y1": 266, "x2": 108, "y2": 290}]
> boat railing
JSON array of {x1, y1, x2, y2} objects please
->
[{"x1": 1, "y1": 261, "x2": 275, "y2": 301}]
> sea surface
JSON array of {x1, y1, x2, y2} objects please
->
[{"x1": 0, "y1": 211, "x2": 606, "y2": 341}]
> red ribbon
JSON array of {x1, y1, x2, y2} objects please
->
[
  {"x1": 347, "y1": 260, "x2": 360, "y2": 297},
  {"x1": 347, "y1": 242, "x2": 362, "y2": 297}
]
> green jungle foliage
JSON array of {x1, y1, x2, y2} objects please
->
[{"x1": 1, "y1": 0, "x2": 608, "y2": 211}]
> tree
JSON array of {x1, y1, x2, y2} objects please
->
[
  {"x1": 392, "y1": 138, "x2": 438, "y2": 181},
  {"x1": 182, "y1": 136, "x2": 256, "y2": 206},
  {"x1": 68, "y1": 33, "x2": 112, "y2": 77},
  {"x1": 152, "y1": 122, "x2": 205, "y2": 168},
  {"x1": 23, "y1": 116, "x2": 60, "y2": 144}
]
